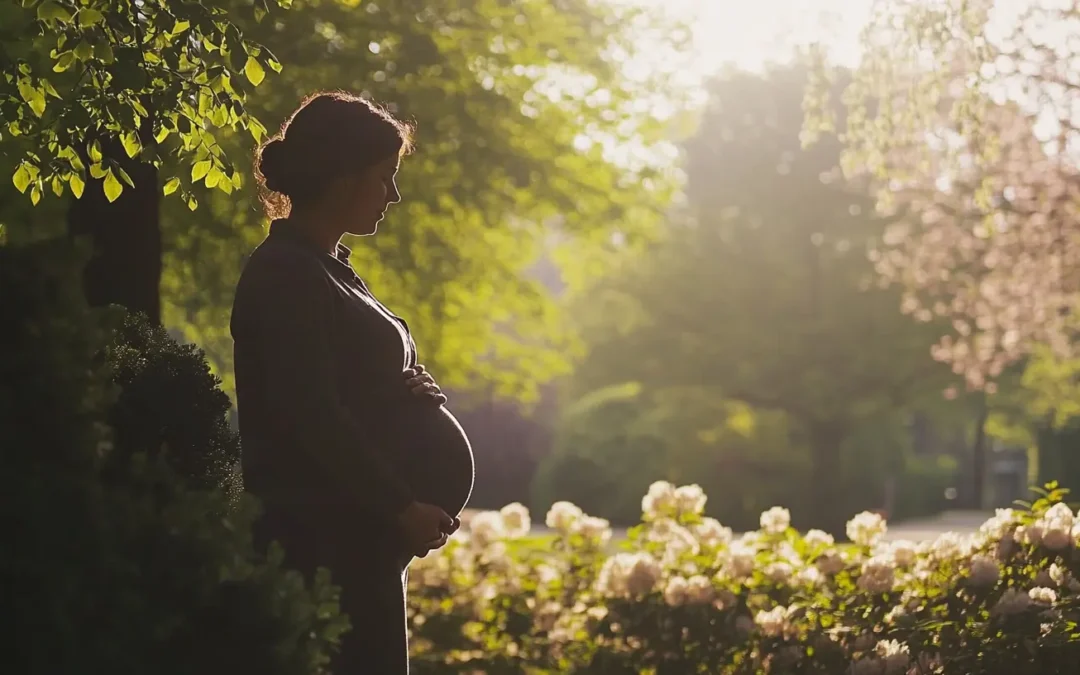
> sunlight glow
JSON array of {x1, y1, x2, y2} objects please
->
[{"x1": 653, "y1": 0, "x2": 869, "y2": 76}]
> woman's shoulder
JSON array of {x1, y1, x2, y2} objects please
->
[
  {"x1": 234, "y1": 238, "x2": 335, "y2": 314},
  {"x1": 243, "y1": 237, "x2": 330, "y2": 286}
]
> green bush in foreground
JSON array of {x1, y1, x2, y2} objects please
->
[
  {"x1": 409, "y1": 481, "x2": 1080, "y2": 674},
  {"x1": 2, "y1": 239, "x2": 345, "y2": 675},
  {"x1": 105, "y1": 311, "x2": 242, "y2": 497}
]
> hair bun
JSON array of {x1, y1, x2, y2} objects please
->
[{"x1": 259, "y1": 139, "x2": 292, "y2": 195}]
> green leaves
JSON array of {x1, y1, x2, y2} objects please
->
[
  {"x1": 12, "y1": 164, "x2": 32, "y2": 193},
  {"x1": 244, "y1": 56, "x2": 265, "y2": 86},
  {"x1": 36, "y1": 0, "x2": 71, "y2": 24},
  {"x1": 103, "y1": 170, "x2": 123, "y2": 203},
  {"x1": 5, "y1": 0, "x2": 289, "y2": 208},
  {"x1": 16, "y1": 78, "x2": 46, "y2": 117},
  {"x1": 76, "y1": 7, "x2": 104, "y2": 27},
  {"x1": 69, "y1": 172, "x2": 85, "y2": 198},
  {"x1": 191, "y1": 160, "x2": 211, "y2": 182}
]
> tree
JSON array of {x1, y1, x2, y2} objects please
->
[
  {"x1": 564, "y1": 64, "x2": 958, "y2": 531},
  {"x1": 806, "y1": 0, "x2": 1080, "y2": 392},
  {"x1": 157, "y1": 0, "x2": 693, "y2": 402},
  {"x1": 0, "y1": 0, "x2": 288, "y2": 320}
]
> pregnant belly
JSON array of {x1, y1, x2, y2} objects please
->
[{"x1": 368, "y1": 401, "x2": 476, "y2": 517}]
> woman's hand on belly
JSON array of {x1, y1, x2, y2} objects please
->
[{"x1": 403, "y1": 364, "x2": 447, "y2": 406}]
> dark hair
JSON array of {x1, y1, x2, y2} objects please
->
[{"x1": 255, "y1": 90, "x2": 414, "y2": 219}]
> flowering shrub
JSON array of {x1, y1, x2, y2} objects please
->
[{"x1": 407, "y1": 481, "x2": 1080, "y2": 674}]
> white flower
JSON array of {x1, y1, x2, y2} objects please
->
[
  {"x1": 596, "y1": 552, "x2": 662, "y2": 598},
  {"x1": 755, "y1": 605, "x2": 794, "y2": 638},
  {"x1": 685, "y1": 574, "x2": 715, "y2": 604},
  {"x1": 1050, "y1": 563, "x2": 1067, "y2": 586},
  {"x1": 876, "y1": 639, "x2": 910, "y2": 675},
  {"x1": 1029, "y1": 586, "x2": 1057, "y2": 605},
  {"x1": 536, "y1": 563, "x2": 560, "y2": 584},
  {"x1": 1041, "y1": 525, "x2": 1072, "y2": 551},
  {"x1": 765, "y1": 561, "x2": 794, "y2": 584},
  {"x1": 847, "y1": 511, "x2": 887, "y2": 547},
  {"x1": 641, "y1": 480, "x2": 677, "y2": 519},
  {"x1": 884, "y1": 604, "x2": 907, "y2": 624},
  {"x1": 1037, "y1": 504, "x2": 1074, "y2": 551},
  {"x1": 571, "y1": 515, "x2": 612, "y2": 545},
  {"x1": 725, "y1": 542, "x2": 757, "y2": 579},
  {"x1": 654, "y1": 520, "x2": 700, "y2": 567},
  {"x1": 979, "y1": 508, "x2": 1017, "y2": 540},
  {"x1": 545, "y1": 501, "x2": 584, "y2": 532},
  {"x1": 694, "y1": 518, "x2": 734, "y2": 547},
  {"x1": 816, "y1": 550, "x2": 847, "y2": 575},
  {"x1": 968, "y1": 556, "x2": 1000, "y2": 587},
  {"x1": 1015, "y1": 524, "x2": 1043, "y2": 546},
  {"x1": 929, "y1": 532, "x2": 970, "y2": 560},
  {"x1": 884, "y1": 539, "x2": 918, "y2": 567},
  {"x1": 760, "y1": 506, "x2": 791, "y2": 534},
  {"x1": 663, "y1": 575, "x2": 689, "y2": 606},
  {"x1": 797, "y1": 565, "x2": 823, "y2": 587},
  {"x1": 499, "y1": 502, "x2": 531, "y2": 538},
  {"x1": 469, "y1": 510, "x2": 506, "y2": 546},
  {"x1": 858, "y1": 556, "x2": 896, "y2": 594},
  {"x1": 996, "y1": 536, "x2": 1017, "y2": 561},
  {"x1": 804, "y1": 529, "x2": 835, "y2": 547},
  {"x1": 674, "y1": 483, "x2": 707, "y2": 515},
  {"x1": 625, "y1": 553, "x2": 663, "y2": 596},
  {"x1": 992, "y1": 587, "x2": 1032, "y2": 616}
]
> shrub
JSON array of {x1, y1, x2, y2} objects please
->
[
  {"x1": 409, "y1": 481, "x2": 1080, "y2": 674},
  {"x1": 104, "y1": 311, "x2": 242, "y2": 497},
  {"x1": 2, "y1": 239, "x2": 345, "y2": 675}
]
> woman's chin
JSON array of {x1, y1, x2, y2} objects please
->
[{"x1": 348, "y1": 220, "x2": 379, "y2": 236}]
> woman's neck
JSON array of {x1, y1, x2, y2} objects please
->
[{"x1": 286, "y1": 206, "x2": 345, "y2": 256}]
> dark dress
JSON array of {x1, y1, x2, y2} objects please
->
[{"x1": 230, "y1": 218, "x2": 475, "y2": 674}]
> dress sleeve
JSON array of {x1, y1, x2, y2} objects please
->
[{"x1": 250, "y1": 253, "x2": 415, "y2": 520}]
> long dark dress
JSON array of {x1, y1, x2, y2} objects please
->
[{"x1": 230, "y1": 218, "x2": 475, "y2": 674}]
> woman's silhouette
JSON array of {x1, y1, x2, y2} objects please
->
[{"x1": 230, "y1": 91, "x2": 475, "y2": 674}]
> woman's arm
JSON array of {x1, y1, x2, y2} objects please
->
[{"x1": 253, "y1": 253, "x2": 415, "y2": 521}]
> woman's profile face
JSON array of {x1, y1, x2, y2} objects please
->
[{"x1": 343, "y1": 155, "x2": 402, "y2": 236}]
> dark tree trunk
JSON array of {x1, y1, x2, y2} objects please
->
[
  {"x1": 970, "y1": 395, "x2": 989, "y2": 510},
  {"x1": 807, "y1": 421, "x2": 848, "y2": 536},
  {"x1": 66, "y1": 137, "x2": 161, "y2": 323}
]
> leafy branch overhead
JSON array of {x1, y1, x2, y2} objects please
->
[{"x1": 1, "y1": 0, "x2": 289, "y2": 208}]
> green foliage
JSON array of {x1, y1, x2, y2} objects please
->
[
  {"x1": 159, "y1": 0, "x2": 693, "y2": 403},
  {"x1": 560, "y1": 63, "x2": 959, "y2": 530},
  {"x1": 104, "y1": 311, "x2": 242, "y2": 497},
  {"x1": 534, "y1": 382, "x2": 805, "y2": 531},
  {"x1": 1, "y1": 237, "x2": 345, "y2": 675},
  {"x1": 0, "y1": 0, "x2": 287, "y2": 207},
  {"x1": 409, "y1": 483, "x2": 1080, "y2": 674}
]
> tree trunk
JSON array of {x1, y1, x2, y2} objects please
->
[
  {"x1": 66, "y1": 138, "x2": 161, "y2": 323},
  {"x1": 807, "y1": 421, "x2": 848, "y2": 536},
  {"x1": 970, "y1": 395, "x2": 989, "y2": 510}
]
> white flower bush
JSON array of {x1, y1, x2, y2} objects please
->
[{"x1": 406, "y1": 484, "x2": 1080, "y2": 674}]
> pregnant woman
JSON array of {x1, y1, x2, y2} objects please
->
[{"x1": 230, "y1": 91, "x2": 475, "y2": 674}]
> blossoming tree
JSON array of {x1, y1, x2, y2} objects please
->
[{"x1": 805, "y1": 0, "x2": 1080, "y2": 394}]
